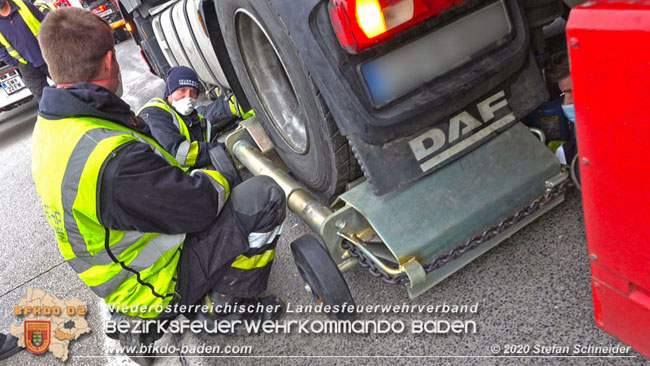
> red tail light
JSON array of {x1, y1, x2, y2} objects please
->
[
  {"x1": 329, "y1": 0, "x2": 468, "y2": 53},
  {"x1": 93, "y1": 5, "x2": 107, "y2": 13}
]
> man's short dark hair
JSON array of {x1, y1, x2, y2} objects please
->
[
  {"x1": 548, "y1": 53, "x2": 571, "y2": 83},
  {"x1": 38, "y1": 8, "x2": 114, "y2": 84}
]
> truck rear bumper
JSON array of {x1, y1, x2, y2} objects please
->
[{"x1": 227, "y1": 118, "x2": 566, "y2": 298}]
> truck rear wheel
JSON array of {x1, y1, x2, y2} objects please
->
[{"x1": 215, "y1": 0, "x2": 359, "y2": 200}]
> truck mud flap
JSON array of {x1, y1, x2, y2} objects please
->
[{"x1": 349, "y1": 53, "x2": 549, "y2": 196}]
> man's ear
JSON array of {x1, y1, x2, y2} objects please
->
[
  {"x1": 104, "y1": 50, "x2": 117, "y2": 74},
  {"x1": 91, "y1": 50, "x2": 114, "y2": 81}
]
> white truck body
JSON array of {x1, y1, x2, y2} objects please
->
[{"x1": 148, "y1": 0, "x2": 230, "y2": 89}]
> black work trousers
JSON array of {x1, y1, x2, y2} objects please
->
[
  {"x1": 17, "y1": 63, "x2": 49, "y2": 103},
  {"x1": 174, "y1": 175, "x2": 286, "y2": 307}
]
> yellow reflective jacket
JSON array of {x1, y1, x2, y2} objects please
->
[{"x1": 32, "y1": 114, "x2": 230, "y2": 317}]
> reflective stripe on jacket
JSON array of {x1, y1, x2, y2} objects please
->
[
  {"x1": 32, "y1": 115, "x2": 229, "y2": 317},
  {"x1": 138, "y1": 98, "x2": 210, "y2": 168},
  {"x1": 0, "y1": 0, "x2": 40, "y2": 65},
  {"x1": 33, "y1": 0, "x2": 56, "y2": 13}
]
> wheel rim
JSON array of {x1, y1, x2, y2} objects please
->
[
  {"x1": 296, "y1": 263, "x2": 323, "y2": 304},
  {"x1": 235, "y1": 10, "x2": 309, "y2": 154}
]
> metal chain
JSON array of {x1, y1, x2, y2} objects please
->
[{"x1": 341, "y1": 179, "x2": 573, "y2": 286}]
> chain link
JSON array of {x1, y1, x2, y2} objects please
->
[{"x1": 341, "y1": 179, "x2": 573, "y2": 286}]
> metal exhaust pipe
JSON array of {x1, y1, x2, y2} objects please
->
[{"x1": 231, "y1": 139, "x2": 333, "y2": 234}]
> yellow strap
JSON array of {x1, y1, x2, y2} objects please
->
[
  {"x1": 14, "y1": 0, "x2": 40, "y2": 36},
  {"x1": 137, "y1": 98, "x2": 168, "y2": 114},
  {"x1": 201, "y1": 114, "x2": 210, "y2": 142},
  {"x1": 140, "y1": 98, "x2": 193, "y2": 142},
  {"x1": 185, "y1": 141, "x2": 200, "y2": 167},
  {"x1": 0, "y1": 33, "x2": 25, "y2": 63},
  {"x1": 228, "y1": 95, "x2": 254, "y2": 119},
  {"x1": 231, "y1": 249, "x2": 276, "y2": 270},
  {"x1": 197, "y1": 169, "x2": 230, "y2": 199}
]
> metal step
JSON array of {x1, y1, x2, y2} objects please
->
[
  {"x1": 227, "y1": 118, "x2": 566, "y2": 298},
  {"x1": 338, "y1": 123, "x2": 564, "y2": 297}
]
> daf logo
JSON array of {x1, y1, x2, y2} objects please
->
[{"x1": 409, "y1": 90, "x2": 516, "y2": 173}]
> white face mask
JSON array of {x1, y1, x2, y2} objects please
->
[{"x1": 171, "y1": 97, "x2": 196, "y2": 116}]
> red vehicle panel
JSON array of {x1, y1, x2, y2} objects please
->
[{"x1": 567, "y1": 1, "x2": 650, "y2": 358}]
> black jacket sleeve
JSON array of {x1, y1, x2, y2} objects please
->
[
  {"x1": 139, "y1": 106, "x2": 217, "y2": 168},
  {"x1": 196, "y1": 94, "x2": 238, "y2": 133},
  {"x1": 99, "y1": 141, "x2": 228, "y2": 234}
]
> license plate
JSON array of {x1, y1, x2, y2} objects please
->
[
  {"x1": 99, "y1": 9, "x2": 113, "y2": 17},
  {"x1": 2, "y1": 75, "x2": 25, "y2": 94},
  {"x1": 361, "y1": 0, "x2": 512, "y2": 106}
]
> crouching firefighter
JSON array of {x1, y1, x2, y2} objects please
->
[
  {"x1": 138, "y1": 65, "x2": 253, "y2": 169},
  {"x1": 31, "y1": 8, "x2": 286, "y2": 359}
]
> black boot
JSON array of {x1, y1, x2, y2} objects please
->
[
  {"x1": 0, "y1": 333, "x2": 22, "y2": 361},
  {"x1": 105, "y1": 312, "x2": 164, "y2": 366}
]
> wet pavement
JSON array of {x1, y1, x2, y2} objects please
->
[{"x1": 0, "y1": 39, "x2": 645, "y2": 366}]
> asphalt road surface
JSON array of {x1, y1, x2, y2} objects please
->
[{"x1": 0, "y1": 39, "x2": 646, "y2": 366}]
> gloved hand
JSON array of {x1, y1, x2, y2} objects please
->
[
  {"x1": 228, "y1": 95, "x2": 255, "y2": 120},
  {"x1": 210, "y1": 85, "x2": 223, "y2": 99}
]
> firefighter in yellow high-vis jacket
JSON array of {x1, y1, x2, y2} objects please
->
[
  {"x1": 138, "y1": 65, "x2": 253, "y2": 169},
  {"x1": 31, "y1": 8, "x2": 286, "y2": 361}
]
